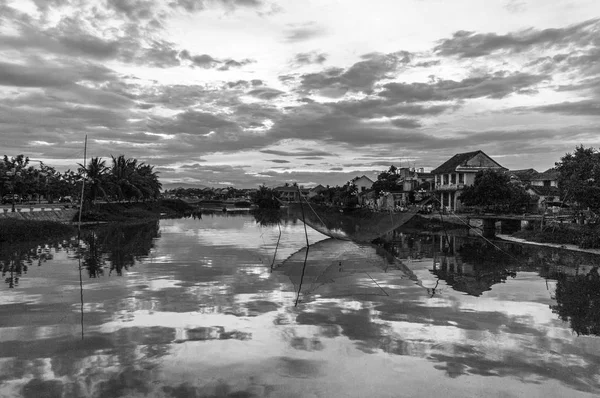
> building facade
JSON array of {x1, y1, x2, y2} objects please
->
[{"x1": 431, "y1": 150, "x2": 507, "y2": 211}]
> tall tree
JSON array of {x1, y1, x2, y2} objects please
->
[
  {"x1": 555, "y1": 145, "x2": 600, "y2": 211},
  {"x1": 460, "y1": 169, "x2": 530, "y2": 213}
]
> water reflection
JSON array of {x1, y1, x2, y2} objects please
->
[
  {"x1": 1, "y1": 239, "x2": 69, "y2": 288},
  {"x1": 552, "y1": 266, "x2": 600, "y2": 336},
  {"x1": 1, "y1": 214, "x2": 600, "y2": 397}
]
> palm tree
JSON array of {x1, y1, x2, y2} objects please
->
[
  {"x1": 109, "y1": 155, "x2": 142, "y2": 202},
  {"x1": 78, "y1": 157, "x2": 109, "y2": 204},
  {"x1": 134, "y1": 163, "x2": 162, "y2": 201}
]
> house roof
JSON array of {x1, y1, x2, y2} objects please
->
[
  {"x1": 508, "y1": 168, "x2": 539, "y2": 181},
  {"x1": 431, "y1": 150, "x2": 505, "y2": 174},
  {"x1": 274, "y1": 186, "x2": 298, "y2": 192},
  {"x1": 528, "y1": 186, "x2": 560, "y2": 197},
  {"x1": 533, "y1": 168, "x2": 559, "y2": 181},
  {"x1": 351, "y1": 175, "x2": 374, "y2": 183}
]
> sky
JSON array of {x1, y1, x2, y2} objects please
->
[{"x1": 0, "y1": 0, "x2": 599, "y2": 188}]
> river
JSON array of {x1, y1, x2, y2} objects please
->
[{"x1": 1, "y1": 211, "x2": 599, "y2": 397}]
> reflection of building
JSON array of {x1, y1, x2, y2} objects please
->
[{"x1": 432, "y1": 150, "x2": 507, "y2": 211}]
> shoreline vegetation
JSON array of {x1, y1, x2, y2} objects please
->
[
  {"x1": 76, "y1": 199, "x2": 195, "y2": 223},
  {"x1": 0, "y1": 199, "x2": 195, "y2": 242}
]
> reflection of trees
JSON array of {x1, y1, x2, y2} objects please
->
[
  {"x1": 82, "y1": 221, "x2": 160, "y2": 276},
  {"x1": 1, "y1": 222, "x2": 160, "y2": 288},
  {"x1": 252, "y1": 209, "x2": 282, "y2": 226},
  {"x1": 552, "y1": 267, "x2": 600, "y2": 336},
  {"x1": 81, "y1": 231, "x2": 105, "y2": 278},
  {"x1": 1, "y1": 240, "x2": 68, "y2": 288}
]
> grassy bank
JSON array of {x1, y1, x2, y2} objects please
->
[
  {"x1": 0, "y1": 218, "x2": 77, "y2": 243},
  {"x1": 512, "y1": 224, "x2": 600, "y2": 249},
  {"x1": 77, "y1": 199, "x2": 195, "y2": 222}
]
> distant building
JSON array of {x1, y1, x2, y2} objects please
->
[
  {"x1": 274, "y1": 185, "x2": 309, "y2": 202},
  {"x1": 531, "y1": 168, "x2": 559, "y2": 188},
  {"x1": 508, "y1": 168, "x2": 539, "y2": 186},
  {"x1": 526, "y1": 185, "x2": 561, "y2": 211},
  {"x1": 350, "y1": 175, "x2": 374, "y2": 192},
  {"x1": 432, "y1": 150, "x2": 507, "y2": 211},
  {"x1": 307, "y1": 184, "x2": 327, "y2": 199}
]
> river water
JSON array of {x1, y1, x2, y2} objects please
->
[{"x1": 1, "y1": 211, "x2": 599, "y2": 397}]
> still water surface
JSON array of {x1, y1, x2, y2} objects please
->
[{"x1": 1, "y1": 212, "x2": 599, "y2": 397}]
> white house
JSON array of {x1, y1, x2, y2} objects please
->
[{"x1": 432, "y1": 150, "x2": 507, "y2": 211}]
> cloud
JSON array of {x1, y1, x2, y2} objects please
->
[
  {"x1": 247, "y1": 87, "x2": 285, "y2": 99},
  {"x1": 414, "y1": 60, "x2": 440, "y2": 68},
  {"x1": 106, "y1": 0, "x2": 157, "y2": 21},
  {"x1": 260, "y1": 149, "x2": 333, "y2": 157},
  {"x1": 434, "y1": 18, "x2": 600, "y2": 58},
  {"x1": 171, "y1": 0, "x2": 264, "y2": 12},
  {"x1": 285, "y1": 22, "x2": 325, "y2": 42},
  {"x1": 267, "y1": 159, "x2": 290, "y2": 163},
  {"x1": 390, "y1": 118, "x2": 422, "y2": 129},
  {"x1": 293, "y1": 51, "x2": 327, "y2": 65},
  {"x1": 0, "y1": 61, "x2": 72, "y2": 87},
  {"x1": 379, "y1": 72, "x2": 549, "y2": 101},
  {"x1": 179, "y1": 50, "x2": 254, "y2": 70},
  {"x1": 527, "y1": 100, "x2": 600, "y2": 116},
  {"x1": 504, "y1": 0, "x2": 526, "y2": 13},
  {"x1": 297, "y1": 52, "x2": 413, "y2": 95},
  {"x1": 331, "y1": 99, "x2": 454, "y2": 118}
]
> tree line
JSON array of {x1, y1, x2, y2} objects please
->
[
  {"x1": 461, "y1": 145, "x2": 600, "y2": 213},
  {"x1": 0, "y1": 154, "x2": 161, "y2": 204}
]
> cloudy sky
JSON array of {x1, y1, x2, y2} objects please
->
[{"x1": 1, "y1": 0, "x2": 599, "y2": 188}]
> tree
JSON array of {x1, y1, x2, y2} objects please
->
[
  {"x1": 555, "y1": 145, "x2": 600, "y2": 211},
  {"x1": 79, "y1": 157, "x2": 109, "y2": 204},
  {"x1": 2, "y1": 155, "x2": 30, "y2": 201},
  {"x1": 252, "y1": 185, "x2": 280, "y2": 209},
  {"x1": 109, "y1": 155, "x2": 141, "y2": 202},
  {"x1": 460, "y1": 169, "x2": 530, "y2": 213},
  {"x1": 372, "y1": 165, "x2": 401, "y2": 194}
]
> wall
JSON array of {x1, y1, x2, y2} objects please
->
[{"x1": 0, "y1": 208, "x2": 78, "y2": 222}]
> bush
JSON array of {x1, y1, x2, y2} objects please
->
[
  {"x1": 579, "y1": 227, "x2": 600, "y2": 249},
  {"x1": 0, "y1": 219, "x2": 76, "y2": 243}
]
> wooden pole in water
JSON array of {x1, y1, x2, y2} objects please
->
[
  {"x1": 77, "y1": 135, "x2": 87, "y2": 340},
  {"x1": 295, "y1": 185, "x2": 310, "y2": 306},
  {"x1": 78, "y1": 135, "x2": 87, "y2": 231}
]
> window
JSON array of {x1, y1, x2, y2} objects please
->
[
  {"x1": 451, "y1": 174, "x2": 456, "y2": 184},
  {"x1": 458, "y1": 173, "x2": 464, "y2": 184},
  {"x1": 443, "y1": 174, "x2": 449, "y2": 185},
  {"x1": 544, "y1": 180, "x2": 551, "y2": 187}
]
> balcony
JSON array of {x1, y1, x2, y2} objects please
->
[{"x1": 435, "y1": 183, "x2": 466, "y2": 191}]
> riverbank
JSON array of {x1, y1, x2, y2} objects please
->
[
  {"x1": 0, "y1": 199, "x2": 194, "y2": 242},
  {"x1": 510, "y1": 224, "x2": 600, "y2": 249},
  {"x1": 78, "y1": 199, "x2": 195, "y2": 222},
  {"x1": 497, "y1": 234, "x2": 600, "y2": 255}
]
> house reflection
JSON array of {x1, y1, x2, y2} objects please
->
[{"x1": 375, "y1": 229, "x2": 600, "y2": 299}]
